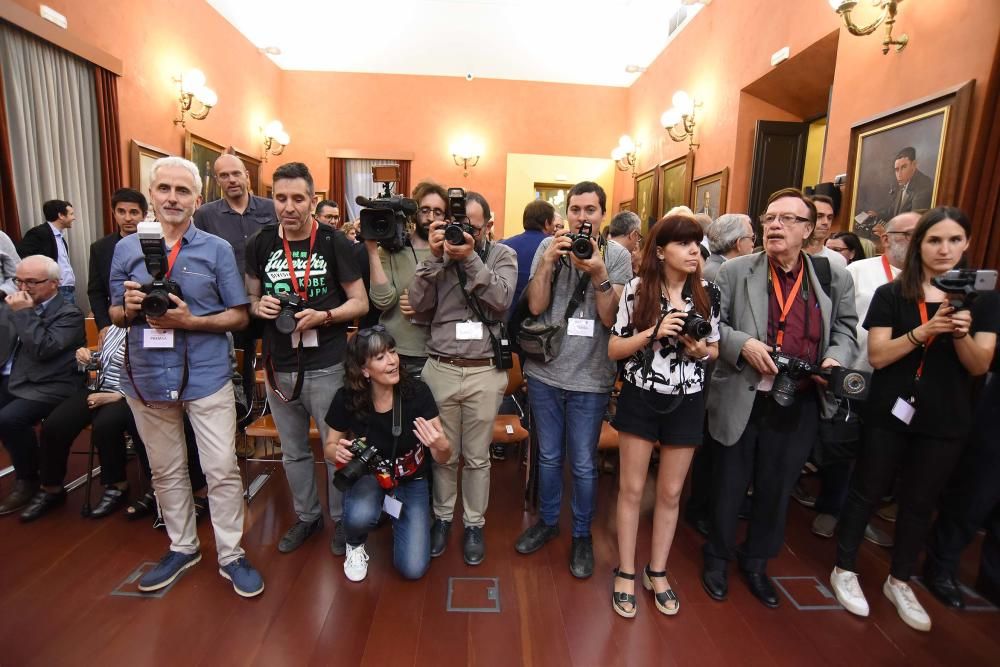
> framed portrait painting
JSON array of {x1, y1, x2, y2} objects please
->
[
  {"x1": 690, "y1": 167, "x2": 729, "y2": 220},
  {"x1": 634, "y1": 168, "x2": 657, "y2": 234},
  {"x1": 227, "y1": 146, "x2": 262, "y2": 197},
  {"x1": 129, "y1": 140, "x2": 172, "y2": 212},
  {"x1": 845, "y1": 81, "x2": 973, "y2": 243},
  {"x1": 184, "y1": 132, "x2": 225, "y2": 203},
  {"x1": 657, "y1": 152, "x2": 694, "y2": 222},
  {"x1": 619, "y1": 199, "x2": 633, "y2": 213}
]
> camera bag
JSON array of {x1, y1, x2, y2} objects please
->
[{"x1": 513, "y1": 260, "x2": 590, "y2": 364}]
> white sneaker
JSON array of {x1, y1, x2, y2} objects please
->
[
  {"x1": 344, "y1": 543, "x2": 369, "y2": 582},
  {"x1": 830, "y1": 567, "x2": 870, "y2": 617},
  {"x1": 883, "y1": 577, "x2": 931, "y2": 632}
]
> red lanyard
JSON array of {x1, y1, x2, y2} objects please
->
[
  {"x1": 164, "y1": 241, "x2": 182, "y2": 279},
  {"x1": 914, "y1": 300, "x2": 936, "y2": 381},
  {"x1": 881, "y1": 254, "x2": 894, "y2": 283},
  {"x1": 282, "y1": 222, "x2": 318, "y2": 301},
  {"x1": 769, "y1": 261, "x2": 805, "y2": 351}
]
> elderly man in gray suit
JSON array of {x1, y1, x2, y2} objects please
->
[{"x1": 702, "y1": 188, "x2": 858, "y2": 608}]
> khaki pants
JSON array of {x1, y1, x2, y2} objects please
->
[
  {"x1": 422, "y1": 358, "x2": 507, "y2": 527},
  {"x1": 127, "y1": 383, "x2": 245, "y2": 566}
]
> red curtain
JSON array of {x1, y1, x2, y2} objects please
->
[
  {"x1": 94, "y1": 66, "x2": 122, "y2": 236},
  {"x1": 329, "y1": 157, "x2": 346, "y2": 214},
  {"x1": 0, "y1": 71, "x2": 20, "y2": 242},
  {"x1": 398, "y1": 159, "x2": 411, "y2": 197},
  {"x1": 961, "y1": 38, "x2": 1000, "y2": 270}
]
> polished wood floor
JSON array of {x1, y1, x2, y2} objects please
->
[{"x1": 0, "y1": 441, "x2": 998, "y2": 667}]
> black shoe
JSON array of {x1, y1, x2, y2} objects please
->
[
  {"x1": 329, "y1": 520, "x2": 346, "y2": 556},
  {"x1": 515, "y1": 520, "x2": 559, "y2": 554},
  {"x1": 89, "y1": 487, "x2": 127, "y2": 519},
  {"x1": 685, "y1": 513, "x2": 710, "y2": 538},
  {"x1": 742, "y1": 571, "x2": 779, "y2": 608},
  {"x1": 701, "y1": 568, "x2": 728, "y2": 601},
  {"x1": 278, "y1": 516, "x2": 324, "y2": 553},
  {"x1": 19, "y1": 489, "x2": 67, "y2": 522},
  {"x1": 430, "y1": 518, "x2": 451, "y2": 558},
  {"x1": 923, "y1": 563, "x2": 965, "y2": 609},
  {"x1": 463, "y1": 526, "x2": 485, "y2": 565},
  {"x1": 569, "y1": 536, "x2": 594, "y2": 578},
  {"x1": 0, "y1": 480, "x2": 39, "y2": 516}
]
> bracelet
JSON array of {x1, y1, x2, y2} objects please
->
[
  {"x1": 906, "y1": 329, "x2": 923, "y2": 346},
  {"x1": 323, "y1": 310, "x2": 334, "y2": 327},
  {"x1": 953, "y1": 331, "x2": 968, "y2": 339}
]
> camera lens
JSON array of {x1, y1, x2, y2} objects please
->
[
  {"x1": 571, "y1": 237, "x2": 593, "y2": 260},
  {"x1": 684, "y1": 315, "x2": 712, "y2": 340},
  {"x1": 444, "y1": 223, "x2": 467, "y2": 245},
  {"x1": 842, "y1": 371, "x2": 866, "y2": 396},
  {"x1": 275, "y1": 308, "x2": 298, "y2": 335},
  {"x1": 141, "y1": 291, "x2": 170, "y2": 318},
  {"x1": 771, "y1": 373, "x2": 798, "y2": 407}
]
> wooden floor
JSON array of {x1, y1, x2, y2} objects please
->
[{"x1": 0, "y1": 441, "x2": 998, "y2": 667}]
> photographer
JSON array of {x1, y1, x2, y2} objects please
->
[
  {"x1": 703, "y1": 188, "x2": 858, "y2": 608},
  {"x1": 245, "y1": 162, "x2": 368, "y2": 557},
  {"x1": 324, "y1": 327, "x2": 450, "y2": 581},
  {"x1": 607, "y1": 215, "x2": 721, "y2": 617},
  {"x1": 514, "y1": 181, "x2": 631, "y2": 579},
  {"x1": 109, "y1": 157, "x2": 263, "y2": 598},
  {"x1": 408, "y1": 190, "x2": 516, "y2": 565},
  {"x1": 830, "y1": 207, "x2": 999, "y2": 632},
  {"x1": 365, "y1": 181, "x2": 444, "y2": 376}
]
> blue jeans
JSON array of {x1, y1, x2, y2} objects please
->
[
  {"x1": 342, "y1": 474, "x2": 432, "y2": 580},
  {"x1": 527, "y1": 377, "x2": 609, "y2": 536}
]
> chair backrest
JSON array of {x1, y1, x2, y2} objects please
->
[
  {"x1": 504, "y1": 353, "x2": 524, "y2": 396},
  {"x1": 85, "y1": 317, "x2": 99, "y2": 349}
]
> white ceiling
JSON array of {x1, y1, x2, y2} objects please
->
[{"x1": 205, "y1": 0, "x2": 705, "y2": 87}]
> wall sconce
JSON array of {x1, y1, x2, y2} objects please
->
[
  {"x1": 661, "y1": 90, "x2": 701, "y2": 150},
  {"x1": 450, "y1": 137, "x2": 482, "y2": 177},
  {"x1": 172, "y1": 69, "x2": 217, "y2": 127},
  {"x1": 829, "y1": 0, "x2": 908, "y2": 55},
  {"x1": 260, "y1": 120, "x2": 290, "y2": 162},
  {"x1": 611, "y1": 135, "x2": 639, "y2": 175}
]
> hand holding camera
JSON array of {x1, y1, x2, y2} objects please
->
[
  {"x1": 914, "y1": 303, "x2": 960, "y2": 341},
  {"x1": 428, "y1": 219, "x2": 448, "y2": 258},
  {"x1": 741, "y1": 338, "x2": 779, "y2": 376},
  {"x1": 122, "y1": 280, "x2": 192, "y2": 329}
]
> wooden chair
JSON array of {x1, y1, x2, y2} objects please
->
[
  {"x1": 492, "y1": 353, "x2": 529, "y2": 449},
  {"x1": 84, "y1": 316, "x2": 99, "y2": 349}
]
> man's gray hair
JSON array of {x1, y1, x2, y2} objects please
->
[
  {"x1": 707, "y1": 213, "x2": 752, "y2": 254},
  {"x1": 608, "y1": 211, "x2": 641, "y2": 238},
  {"x1": 20, "y1": 254, "x2": 61, "y2": 280},
  {"x1": 149, "y1": 157, "x2": 203, "y2": 194}
]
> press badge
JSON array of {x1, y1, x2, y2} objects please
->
[
  {"x1": 567, "y1": 318, "x2": 595, "y2": 337},
  {"x1": 143, "y1": 328, "x2": 174, "y2": 348},
  {"x1": 891, "y1": 397, "x2": 916, "y2": 425},
  {"x1": 291, "y1": 329, "x2": 319, "y2": 348},
  {"x1": 456, "y1": 321, "x2": 483, "y2": 340},
  {"x1": 382, "y1": 494, "x2": 403, "y2": 519},
  {"x1": 757, "y1": 374, "x2": 775, "y2": 392}
]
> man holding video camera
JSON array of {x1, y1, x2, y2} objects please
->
[
  {"x1": 245, "y1": 162, "x2": 368, "y2": 556},
  {"x1": 702, "y1": 187, "x2": 858, "y2": 607},
  {"x1": 110, "y1": 157, "x2": 263, "y2": 598},
  {"x1": 408, "y1": 189, "x2": 516, "y2": 565}
]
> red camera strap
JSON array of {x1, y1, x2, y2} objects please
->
[
  {"x1": 163, "y1": 241, "x2": 182, "y2": 279},
  {"x1": 914, "y1": 299, "x2": 936, "y2": 382},
  {"x1": 881, "y1": 254, "x2": 894, "y2": 283},
  {"x1": 281, "y1": 221, "x2": 318, "y2": 301},
  {"x1": 769, "y1": 260, "x2": 805, "y2": 351}
]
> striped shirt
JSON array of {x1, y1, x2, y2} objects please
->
[{"x1": 97, "y1": 325, "x2": 127, "y2": 392}]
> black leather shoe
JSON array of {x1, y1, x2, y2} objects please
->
[
  {"x1": 742, "y1": 571, "x2": 779, "y2": 608},
  {"x1": 0, "y1": 480, "x2": 39, "y2": 516},
  {"x1": 515, "y1": 521, "x2": 559, "y2": 554},
  {"x1": 464, "y1": 526, "x2": 485, "y2": 565},
  {"x1": 701, "y1": 568, "x2": 728, "y2": 601},
  {"x1": 923, "y1": 563, "x2": 965, "y2": 609},
  {"x1": 278, "y1": 516, "x2": 323, "y2": 553},
  {"x1": 569, "y1": 536, "x2": 594, "y2": 579},
  {"x1": 89, "y1": 487, "x2": 127, "y2": 519},
  {"x1": 19, "y1": 489, "x2": 66, "y2": 522},
  {"x1": 430, "y1": 519, "x2": 451, "y2": 558}
]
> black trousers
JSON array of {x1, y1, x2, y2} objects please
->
[
  {"x1": 704, "y1": 391, "x2": 817, "y2": 573},
  {"x1": 836, "y1": 425, "x2": 963, "y2": 581},
  {"x1": 926, "y1": 373, "x2": 1000, "y2": 592},
  {"x1": 685, "y1": 416, "x2": 715, "y2": 522},
  {"x1": 0, "y1": 376, "x2": 58, "y2": 481},
  {"x1": 815, "y1": 459, "x2": 853, "y2": 515},
  {"x1": 39, "y1": 389, "x2": 140, "y2": 487}
]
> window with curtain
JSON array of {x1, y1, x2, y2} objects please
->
[{"x1": 344, "y1": 158, "x2": 399, "y2": 222}]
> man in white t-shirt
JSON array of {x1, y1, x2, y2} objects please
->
[{"x1": 805, "y1": 195, "x2": 847, "y2": 270}]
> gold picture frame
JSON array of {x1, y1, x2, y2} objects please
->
[
  {"x1": 184, "y1": 132, "x2": 226, "y2": 203},
  {"x1": 227, "y1": 146, "x2": 262, "y2": 197},
  {"x1": 690, "y1": 167, "x2": 729, "y2": 220}
]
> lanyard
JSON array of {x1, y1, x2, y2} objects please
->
[
  {"x1": 881, "y1": 254, "x2": 894, "y2": 283},
  {"x1": 281, "y1": 222, "x2": 318, "y2": 301},
  {"x1": 769, "y1": 261, "x2": 805, "y2": 351},
  {"x1": 163, "y1": 241, "x2": 183, "y2": 279},
  {"x1": 914, "y1": 300, "x2": 936, "y2": 382}
]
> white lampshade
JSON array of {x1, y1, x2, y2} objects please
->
[
  {"x1": 611, "y1": 146, "x2": 625, "y2": 161},
  {"x1": 181, "y1": 69, "x2": 206, "y2": 94},
  {"x1": 618, "y1": 134, "x2": 635, "y2": 153},
  {"x1": 264, "y1": 120, "x2": 284, "y2": 139},
  {"x1": 276, "y1": 130, "x2": 290, "y2": 146},
  {"x1": 672, "y1": 90, "x2": 693, "y2": 116},
  {"x1": 661, "y1": 109, "x2": 682, "y2": 129},
  {"x1": 828, "y1": 0, "x2": 853, "y2": 11},
  {"x1": 197, "y1": 86, "x2": 217, "y2": 107}
]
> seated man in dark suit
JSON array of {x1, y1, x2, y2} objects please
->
[
  {"x1": 0, "y1": 255, "x2": 86, "y2": 514},
  {"x1": 17, "y1": 200, "x2": 78, "y2": 301},
  {"x1": 88, "y1": 189, "x2": 147, "y2": 337}
]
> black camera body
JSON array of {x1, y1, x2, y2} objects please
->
[
  {"x1": 931, "y1": 269, "x2": 998, "y2": 310},
  {"x1": 567, "y1": 222, "x2": 594, "y2": 260},
  {"x1": 139, "y1": 279, "x2": 183, "y2": 318},
  {"x1": 358, "y1": 195, "x2": 417, "y2": 253},
  {"x1": 273, "y1": 292, "x2": 304, "y2": 335},
  {"x1": 136, "y1": 221, "x2": 183, "y2": 319},
  {"x1": 668, "y1": 309, "x2": 711, "y2": 340},
  {"x1": 769, "y1": 351, "x2": 871, "y2": 407},
  {"x1": 333, "y1": 438, "x2": 393, "y2": 492},
  {"x1": 444, "y1": 187, "x2": 474, "y2": 246}
]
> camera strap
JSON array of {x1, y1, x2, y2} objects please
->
[
  {"x1": 281, "y1": 221, "x2": 318, "y2": 301},
  {"x1": 388, "y1": 385, "x2": 402, "y2": 493},
  {"x1": 768, "y1": 260, "x2": 805, "y2": 352},
  {"x1": 881, "y1": 254, "x2": 894, "y2": 283},
  {"x1": 636, "y1": 303, "x2": 685, "y2": 415},
  {"x1": 912, "y1": 299, "x2": 937, "y2": 388},
  {"x1": 263, "y1": 343, "x2": 305, "y2": 403},
  {"x1": 163, "y1": 241, "x2": 182, "y2": 279},
  {"x1": 454, "y1": 252, "x2": 508, "y2": 348},
  {"x1": 123, "y1": 331, "x2": 190, "y2": 408}
]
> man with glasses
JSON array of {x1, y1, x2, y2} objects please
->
[
  {"x1": 365, "y1": 181, "x2": 443, "y2": 377},
  {"x1": 0, "y1": 255, "x2": 85, "y2": 515},
  {"x1": 607, "y1": 210, "x2": 642, "y2": 278},
  {"x1": 804, "y1": 195, "x2": 847, "y2": 269},
  {"x1": 314, "y1": 200, "x2": 341, "y2": 229},
  {"x1": 409, "y1": 191, "x2": 516, "y2": 565},
  {"x1": 245, "y1": 162, "x2": 368, "y2": 557},
  {"x1": 703, "y1": 187, "x2": 858, "y2": 607}
]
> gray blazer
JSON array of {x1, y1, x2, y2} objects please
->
[
  {"x1": 703, "y1": 253, "x2": 726, "y2": 283},
  {"x1": 0, "y1": 293, "x2": 86, "y2": 404},
  {"x1": 707, "y1": 252, "x2": 859, "y2": 446}
]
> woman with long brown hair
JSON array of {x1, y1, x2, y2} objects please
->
[{"x1": 608, "y1": 215, "x2": 721, "y2": 617}]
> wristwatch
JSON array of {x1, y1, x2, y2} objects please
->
[{"x1": 596, "y1": 279, "x2": 612, "y2": 293}]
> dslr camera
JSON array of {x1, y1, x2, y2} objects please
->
[
  {"x1": 272, "y1": 293, "x2": 304, "y2": 335},
  {"x1": 332, "y1": 438, "x2": 395, "y2": 492},
  {"x1": 136, "y1": 221, "x2": 183, "y2": 318},
  {"x1": 357, "y1": 165, "x2": 417, "y2": 253},
  {"x1": 567, "y1": 222, "x2": 594, "y2": 260},
  {"x1": 769, "y1": 351, "x2": 871, "y2": 408},
  {"x1": 444, "y1": 187, "x2": 475, "y2": 245},
  {"x1": 931, "y1": 269, "x2": 998, "y2": 310},
  {"x1": 667, "y1": 309, "x2": 712, "y2": 340}
]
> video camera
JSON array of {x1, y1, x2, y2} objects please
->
[
  {"x1": 332, "y1": 438, "x2": 395, "y2": 492},
  {"x1": 931, "y1": 269, "x2": 998, "y2": 310},
  {"x1": 357, "y1": 165, "x2": 417, "y2": 253},
  {"x1": 444, "y1": 187, "x2": 475, "y2": 245},
  {"x1": 136, "y1": 221, "x2": 183, "y2": 318},
  {"x1": 769, "y1": 351, "x2": 871, "y2": 408},
  {"x1": 567, "y1": 221, "x2": 594, "y2": 260}
]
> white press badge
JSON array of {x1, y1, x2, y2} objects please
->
[
  {"x1": 891, "y1": 397, "x2": 916, "y2": 425},
  {"x1": 143, "y1": 328, "x2": 175, "y2": 348},
  {"x1": 291, "y1": 329, "x2": 319, "y2": 348},
  {"x1": 382, "y1": 494, "x2": 403, "y2": 519},
  {"x1": 456, "y1": 321, "x2": 484, "y2": 340},
  {"x1": 757, "y1": 374, "x2": 775, "y2": 392},
  {"x1": 567, "y1": 318, "x2": 595, "y2": 337}
]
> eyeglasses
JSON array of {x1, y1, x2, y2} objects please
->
[
  {"x1": 885, "y1": 231, "x2": 913, "y2": 239},
  {"x1": 13, "y1": 278, "x2": 50, "y2": 287},
  {"x1": 418, "y1": 207, "x2": 446, "y2": 220},
  {"x1": 759, "y1": 213, "x2": 811, "y2": 227},
  {"x1": 357, "y1": 324, "x2": 387, "y2": 339},
  {"x1": 740, "y1": 234, "x2": 756, "y2": 243}
]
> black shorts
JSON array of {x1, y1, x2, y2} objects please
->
[{"x1": 611, "y1": 381, "x2": 705, "y2": 447}]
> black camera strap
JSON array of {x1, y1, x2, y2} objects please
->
[
  {"x1": 389, "y1": 385, "x2": 402, "y2": 494},
  {"x1": 123, "y1": 330, "x2": 191, "y2": 409},
  {"x1": 453, "y1": 245, "x2": 509, "y2": 351},
  {"x1": 634, "y1": 298, "x2": 685, "y2": 416}
]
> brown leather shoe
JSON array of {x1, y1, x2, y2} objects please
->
[{"x1": 0, "y1": 480, "x2": 40, "y2": 516}]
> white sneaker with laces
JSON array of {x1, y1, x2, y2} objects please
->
[
  {"x1": 830, "y1": 567, "x2": 870, "y2": 617},
  {"x1": 883, "y1": 577, "x2": 931, "y2": 632},
  {"x1": 344, "y1": 543, "x2": 369, "y2": 582}
]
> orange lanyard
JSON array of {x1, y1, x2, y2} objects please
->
[
  {"x1": 163, "y1": 241, "x2": 182, "y2": 279},
  {"x1": 282, "y1": 222, "x2": 318, "y2": 301},
  {"x1": 914, "y1": 300, "x2": 935, "y2": 381},
  {"x1": 881, "y1": 254, "x2": 894, "y2": 283},
  {"x1": 769, "y1": 261, "x2": 805, "y2": 351}
]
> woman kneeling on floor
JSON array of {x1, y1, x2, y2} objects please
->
[{"x1": 324, "y1": 326, "x2": 451, "y2": 582}]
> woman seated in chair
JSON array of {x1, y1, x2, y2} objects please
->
[{"x1": 324, "y1": 325, "x2": 451, "y2": 582}]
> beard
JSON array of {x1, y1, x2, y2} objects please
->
[{"x1": 413, "y1": 220, "x2": 431, "y2": 241}]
